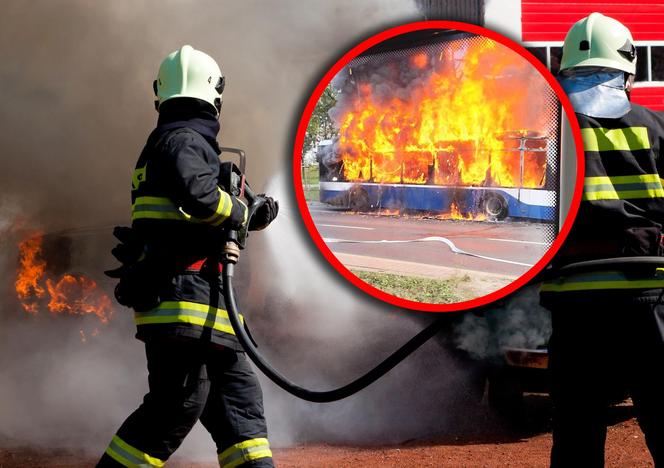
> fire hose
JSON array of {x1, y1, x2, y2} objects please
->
[
  {"x1": 220, "y1": 184, "x2": 446, "y2": 403},
  {"x1": 534, "y1": 255, "x2": 664, "y2": 286},
  {"x1": 323, "y1": 237, "x2": 534, "y2": 267}
]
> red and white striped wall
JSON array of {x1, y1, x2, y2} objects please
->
[{"x1": 484, "y1": 0, "x2": 664, "y2": 111}]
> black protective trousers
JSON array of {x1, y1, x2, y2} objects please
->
[
  {"x1": 97, "y1": 339, "x2": 273, "y2": 467},
  {"x1": 546, "y1": 300, "x2": 664, "y2": 468}
]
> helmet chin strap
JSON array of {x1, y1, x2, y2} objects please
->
[
  {"x1": 153, "y1": 79, "x2": 160, "y2": 112},
  {"x1": 624, "y1": 73, "x2": 635, "y2": 101}
]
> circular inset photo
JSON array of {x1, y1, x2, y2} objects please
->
[{"x1": 294, "y1": 21, "x2": 583, "y2": 312}]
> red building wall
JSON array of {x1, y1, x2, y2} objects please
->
[
  {"x1": 522, "y1": 0, "x2": 664, "y2": 111},
  {"x1": 522, "y1": 0, "x2": 664, "y2": 42},
  {"x1": 631, "y1": 87, "x2": 664, "y2": 110}
]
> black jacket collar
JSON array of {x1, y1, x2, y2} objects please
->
[{"x1": 153, "y1": 98, "x2": 221, "y2": 153}]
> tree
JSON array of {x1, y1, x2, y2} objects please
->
[{"x1": 303, "y1": 84, "x2": 338, "y2": 156}]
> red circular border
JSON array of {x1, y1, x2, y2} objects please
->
[{"x1": 293, "y1": 20, "x2": 584, "y2": 313}]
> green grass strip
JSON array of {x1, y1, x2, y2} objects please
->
[{"x1": 352, "y1": 270, "x2": 465, "y2": 304}]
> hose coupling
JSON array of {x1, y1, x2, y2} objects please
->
[{"x1": 223, "y1": 240, "x2": 241, "y2": 264}]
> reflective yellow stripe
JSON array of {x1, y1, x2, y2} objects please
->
[
  {"x1": 582, "y1": 173, "x2": 664, "y2": 201},
  {"x1": 135, "y1": 301, "x2": 243, "y2": 336},
  {"x1": 203, "y1": 188, "x2": 233, "y2": 227},
  {"x1": 541, "y1": 279, "x2": 664, "y2": 291},
  {"x1": 238, "y1": 198, "x2": 248, "y2": 226},
  {"x1": 581, "y1": 127, "x2": 650, "y2": 152},
  {"x1": 132, "y1": 196, "x2": 191, "y2": 222},
  {"x1": 583, "y1": 189, "x2": 664, "y2": 201},
  {"x1": 105, "y1": 435, "x2": 165, "y2": 468},
  {"x1": 219, "y1": 438, "x2": 272, "y2": 468},
  {"x1": 133, "y1": 196, "x2": 175, "y2": 206},
  {"x1": 132, "y1": 193, "x2": 232, "y2": 226},
  {"x1": 541, "y1": 270, "x2": 664, "y2": 292},
  {"x1": 584, "y1": 174, "x2": 661, "y2": 185}
]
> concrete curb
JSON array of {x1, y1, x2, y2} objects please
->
[{"x1": 337, "y1": 252, "x2": 516, "y2": 300}]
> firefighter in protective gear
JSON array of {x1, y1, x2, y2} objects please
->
[
  {"x1": 541, "y1": 13, "x2": 664, "y2": 467},
  {"x1": 97, "y1": 45, "x2": 276, "y2": 468}
]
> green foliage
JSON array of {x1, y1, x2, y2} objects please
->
[
  {"x1": 351, "y1": 270, "x2": 463, "y2": 304},
  {"x1": 302, "y1": 164, "x2": 320, "y2": 201},
  {"x1": 304, "y1": 84, "x2": 338, "y2": 155}
]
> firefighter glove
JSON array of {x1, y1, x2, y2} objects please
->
[
  {"x1": 226, "y1": 197, "x2": 249, "y2": 230},
  {"x1": 105, "y1": 226, "x2": 145, "y2": 278},
  {"x1": 249, "y1": 194, "x2": 279, "y2": 231}
]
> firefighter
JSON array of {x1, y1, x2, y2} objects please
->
[
  {"x1": 541, "y1": 13, "x2": 664, "y2": 467},
  {"x1": 97, "y1": 45, "x2": 278, "y2": 468}
]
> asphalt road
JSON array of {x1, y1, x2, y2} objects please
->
[{"x1": 308, "y1": 203, "x2": 554, "y2": 278}]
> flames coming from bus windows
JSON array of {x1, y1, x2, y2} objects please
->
[{"x1": 333, "y1": 36, "x2": 552, "y2": 189}]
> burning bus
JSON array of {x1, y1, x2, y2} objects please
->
[{"x1": 318, "y1": 30, "x2": 562, "y2": 222}]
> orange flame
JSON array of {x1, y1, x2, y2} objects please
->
[
  {"x1": 368, "y1": 203, "x2": 486, "y2": 221},
  {"x1": 440, "y1": 202, "x2": 487, "y2": 221},
  {"x1": 46, "y1": 274, "x2": 112, "y2": 324},
  {"x1": 15, "y1": 234, "x2": 47, "y2": 314},
  {"x1": 338, "y1": 38, "x2": 550, "y2": 191},
  {"x1": 375, "y1": 208, "x2": 400, "y2": 217},
  {"x1": 15, "y1": 233, "x2": 113, "y2": 336},
  {"x1": 411, "y1": 52, "x2": 428, "y2": 69}
]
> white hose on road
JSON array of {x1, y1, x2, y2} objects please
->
[{"x1": 323, "y1": 236, "x2": 535, "y2": 267}]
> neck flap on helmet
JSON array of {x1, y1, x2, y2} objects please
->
[{"x1": 559, "y1": 67, "x2": 631, "y2": 119}]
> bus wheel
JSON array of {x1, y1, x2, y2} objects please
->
[
  {"x1": 348, "y1": 186, "x2": 371, "y2": 211},
  {"x1": 483, "y1": 193, "x2": 508, "y2": 221}
]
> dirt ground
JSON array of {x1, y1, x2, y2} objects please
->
[
  {"x1": 272, "y1": 417, "x2": 652, "y2": 467},
  {"x1": 0, "y1": 404, "x2": 654, "y2": 467}
]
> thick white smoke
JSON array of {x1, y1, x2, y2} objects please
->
[{"x1": 453, "y1": 285, "x2": 552, "y2": 361}]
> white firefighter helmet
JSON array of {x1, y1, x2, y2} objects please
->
[
  {"x1": 560, "y1": 12, "x2": 637, "y2": 75},
  {"x1": 153, "y1": 45, "x2": 225, "y2": 113}
]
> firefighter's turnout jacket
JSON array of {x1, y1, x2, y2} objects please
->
[
  {"x1": 130, "y1": 106, "x2": 247, "y2": 349},
  {"x1": 542, "y1": 103, "x2": 664, "y2": 302},
  {"x1": 98, "y1": 100, "x2": 273, "y2": 468}
]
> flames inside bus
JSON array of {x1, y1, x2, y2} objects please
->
[{"x1": 317, "y1": 31, "x2": 561, "y2": 223}]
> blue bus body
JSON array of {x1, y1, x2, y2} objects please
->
[{"x1": 319, "y1": 181, "x2": 556, "y2": 222}]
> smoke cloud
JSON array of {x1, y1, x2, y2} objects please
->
[
  {"x1": 0, "y1": 0, "x2": 500, "y2": 463},
  {"x1": 453, "y1": 286, "x2": 552, "y2": 362},
  {"x1": 0, "y1": 0, "x2": 419, "y2": 228}
]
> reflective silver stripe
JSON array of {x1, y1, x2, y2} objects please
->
[
  {"x1": 220, "y1": 445, "x2": 272, "y2": 468},
  {"x1": 582, "y1": 174, "x2": 664, "y2": 201},
  {"x1": 132, "y1": 196, "x2": 190, "y2": 222},
  {"x1": 134, "y1": 301, "x2": 243, "y2": 336},
  {"x1": 218, "y1": 438, "x2": 272, "y2": 468},
  {"x1": 132, "y1": 193, "x2": 232, "y2": 225},
  {"x1": 105, "y1": 435, "x2": 165, "y2": 468}
]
